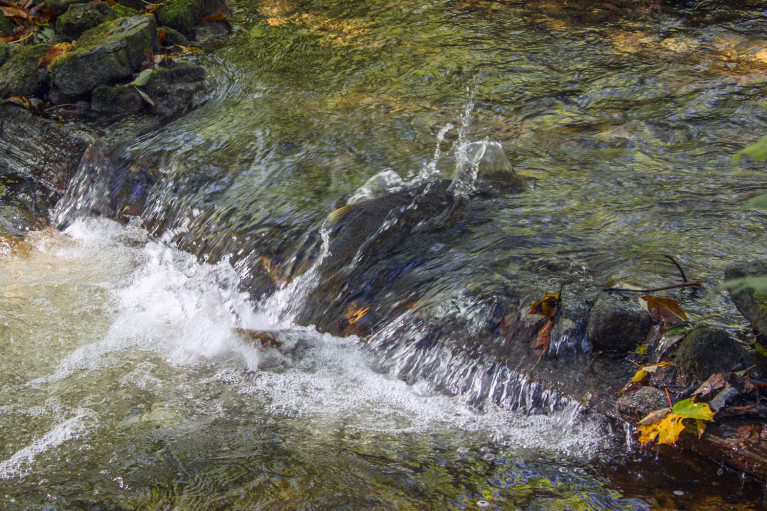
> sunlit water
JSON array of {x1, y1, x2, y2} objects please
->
[{"x1": 5, "y1": 0, "x2": 767, "y2": 508}]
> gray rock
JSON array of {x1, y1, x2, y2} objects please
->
[
  {"x1": 192, "y1": 20, "x2": 229, "y2": 42},
  {"x1": 48, "y1": 15, "x2": 158, "y2": 101},
  {"x1": 91, "y1": 84, "x2": 144, "y2": 114},
  {"x1": 674, "y1": 325, "x2": 749, "y2": 380},
  {"x1": 0, "y1": 104, "x2": 93, "y2": 193},
  {"x1": 0, "y1": 44, "x2": 52, "y2": 98},
  {"x1": 156, "y1": 0, "x2": 225, "y2": 35},
  {"x1": 110, "y1": 3, "x2": 139, "y2": 18},
  {"x1": 144, "y1": 61, "x2": 205, "y2": 117},
  {"x1": 587, "y1": 292, "x2": 653, "y2": 352},
  {"x1": 159, "y1": 26, "x2": 188, "y2": 47},
  {"x1": 616, "y1": 386, "x2": 668, "y2": 423},
  {"x1": 56, "y1": 2, "x2": 116, "y2": 42},
  {"x1": 725, "y1": 260, "x2": 767, "y2": 337},
  {"x1": 47, "y1": 0, "x2": 90, "y2": 16}
]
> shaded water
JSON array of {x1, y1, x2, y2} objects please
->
[{"x1": 4, "y1": 0, "x2": 767, "y2": 508}]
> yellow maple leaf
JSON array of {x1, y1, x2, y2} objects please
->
[{"x1": 637, "y1": 412, "x2": 686, "y2": 445}]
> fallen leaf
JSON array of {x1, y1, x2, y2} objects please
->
[
  {"x1": 641, "y1": 294, "x2": 687, "y2": 327},
  {"x1": 0, "y1": 6, "x2": 28, "y2": 18},
  {"x1": 630, "y1": 361, "x2": 671, "y2": 383},
  {"x1": 0, "y1": 95, "x2": 30, "y2": 109},
  {"x1": 735, "y1": 135, "x2": 767, "y2": 163},
  {"x1": 158, "y1": 27, "x2": 167, "y2": 43},
  {"x1": 672, "y1": 397, "x2": 715, "y2": 421},
  {"x1": 142, "y1": 2, "x2": 165, "y2": 13},
  {"x1": 530, "y1": 318, "x2": 554, "y2": 356},
  {"x1": 130, "y1": 68, "x2": 153, "y2": 87},
  {"x1": 134, "y1": 87, "x2": 155, "y2": 109},
  {"x1": 344, "y1": 302, "x2": 370, "y2": 325},
  {"x1": 529, "y1": 293, "x2": 560, "y2": 320},
  {"x1": 204, "y1": 10, "x2": 231, "y2": 28},
  {"x1": 637, "y1": 412, "x2": 686, "y2": 445},
  {"x1": 638, "y1": 406, "x2": 671, "y2": 425},
  {"x1": 38, "y1": 42, "x2": 72, "y2": 68}
]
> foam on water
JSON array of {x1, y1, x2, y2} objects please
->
[{"x1": 10, "y1": 218, "x2": 608, "y2": 472}]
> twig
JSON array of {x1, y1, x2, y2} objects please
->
[
  {"x1": 666, "y1": 387, "x2": 673, "y2": 408},
  {"x1": 664, "y1": 255, "x2": 688, "y2": 283},
  {"x1": 44, "y1": 103, "x2": 77, "y2": 111},
  {"x1": 601, "y1": 282, "x2": 702, "y2": 294}
]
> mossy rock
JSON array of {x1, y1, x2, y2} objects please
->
[
  {"x1": 156, "y1": 0, "x2": 224, "y2": 35},
  {"x1": 56, "y1": 2, "x2": 116, "y2": 42},
  {"x1": 46, "y1": 0, "x2": 90, "y2": 17},
  {"x1": 0, "y1": 13, "x2": 13, "y2": 37},
  {"x1": 0, "y1": 44, "x2": 52, "y2": 98},
  {"x1": 586, "y1": 292, "x2": 653, "y2": 353},
  {"x1": 726, "y1": 261, "x2": 767, "y2": 337},
  {"x1": 0, "y1": 42, "x2": 20, "y2": 68},
  {"x1": 110, "y1": 3, "x2": 139, "y2": 18},
  {"x1": 48, "y1": 15, "x2": 158, "y2": 100},
  {"x1": 113, "y1": 0, "x2": 147, "y2": 11},
  {"x1": 143, "y1": 61, "x2": 206, "y2": 117},
  {"x1": 91, "y1": 84, "x2": 144, "y2": 114},
  {"x1": 674, "y1": 325, "x2": 750, "y2": 380},
  {"x1": 159, "y1": 26, "x2": 188, "y2": 47}
]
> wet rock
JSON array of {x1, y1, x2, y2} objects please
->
[
  {"x1": 586, "y1": 292, "x2": 653, "y2": 352},
  {"x1": 48, "y1": 15, "x2": 159, "y2": 101},
  {"x1": 674, "y1": 325, "x2": 749, "y2": 380},
  {"x1": 347, "y1": 170, "x2": 404, "y2": 205},
  {"x1": 56, "y1": 2, "x2": 116, "y2": 42},
  {"x1": 0, "y1": 44, "x2": 52, "y2": 99},
  {"x1": 725, "y1": 260, "x2": 767, "y2": 337},
  {"x1": 159, "y1": 26, "x2": 189, "y2": 47},
  {"x1": 113, "y1": 0, "x2": 147, "y2": 11},
  {"x1": 192, "y1": 20, "x2": 230, "y2": 42},
  {"x1": 144, "y1": 60, "x2": 206, "y2": 117},
  {"x1": 0, "y1": 104, "x2": 93, "y2": 193},
  {"x1": 91, "y1": 84, "x2": 145, "y2": 114},
  {"x1": 156, "y1": 0, "x2": 225, "y2": 35},
  {"x1": 0, "y1": 42, "x2": 19, "y2": 68},
  {"x1": 616, "y1": 386, "x2": 668, "y2": 423}
]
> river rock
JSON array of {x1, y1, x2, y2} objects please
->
[
  {"x1": 91, "y1": 84, "x2": 145, "y2": 114},
  {"x1": 56, "y1": 2, "x2": 117, "y2": 42},
  {"x1": 616, "y1": 386, "x2": 668, "y2": 423},
  {"x1": 0, "y1": 13, "x2": 13, "y2": 37},
  {"x1": 143, "y1": 60, "x2": 206, "y2": 117},
  {"x1": 48, "y1": 15, "x2": 159, "y2": 101},
  {"x1": 159, "y1": 26, "x2": 189, "y2": 47},
  {"x1": 156, "y1": 0, "x2": 225, "y2": 35},
  {"x1": 674, "y1": 325, "x2": 749, "y2": 380},
  {"x1": 725, "y1": 260, "x2": 767, "y2": 337},
  {"x1": 111, "y1": 4, "x2": 139, "y2": 17},
  {"x1": 0, "y1": 44, "x2": 52, "y2": 99},
  {"x1": 47, "y1": 0, "x2": 89, "y2": 16},
  {"x1": 586, "y1": 292, "x2": 653, "y2": 352},
  {"x1": 0, "y1": 104, "x2": 93, "y2": 193}
]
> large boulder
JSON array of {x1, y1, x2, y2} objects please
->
[
  {"x1": 725, "y1": 260, "x2": 767, "y2": 337},
  {"x1": 0, "y1": 44, "x2": 52, "y2": 98},
  {"x1": 0, "y1": 104, "x2": 92, "y2": 192},
  {"x1": 674, "y1": 325, "x2": 750, "y2": 380},
  {"x1": 156, "y1": 0, "x2": 225, "y2": 35},
  {"x1": 56, "y1": 2, "x2": 117, "y2": 42},
  {"x1": 587, "y1": 292, "x2": 653, "y2": 352},
  {"x1": 48, "y1": 15, "x2": 158, "y2": 101}
]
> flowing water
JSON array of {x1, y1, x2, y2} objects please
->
[{"x1": 3, "y1": 0, "x2": 767, "y2": 508}]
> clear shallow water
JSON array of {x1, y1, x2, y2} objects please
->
[
  {"x1": 6, "y1": 0, "x2": 767, "y2": 508},
  {"x1": 0, "y1": 220, "x2": 763, "y2": 509}
]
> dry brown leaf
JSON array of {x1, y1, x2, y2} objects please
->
[
  {"x1": 38, "y1": 42, "x2": 72, "y2": 68},
  {"x1": 0, "y1": 5, "x2": 28, "y2": 18}
]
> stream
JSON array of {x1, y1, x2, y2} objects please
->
[{"x1": 3, "y1": 0, "x2": 767, "y2": 508}]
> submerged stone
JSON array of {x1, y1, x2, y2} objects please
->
[
  {"x1": 725, "y1": 260, "x2": 767, "y2": 337},
  {"x1": 0, "y1": 44, "x2": 52, "y2": 99},
  {"x1": 674, "y1": 325, "x2": 749, "y2": 380},
  {"x1": 587, "y1": 292, "x2": 653, "y2": 353},
  {"x1": 48, "y1": 15, "x2": 159, "y2": 101},
  {"x1": 57, "y1": 2, "x2": 116, "y2": 42}
]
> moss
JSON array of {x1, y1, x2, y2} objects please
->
[
  {"x1": 56, "y1": 2, "x2": 116, "y2": 41},
  {"x1": 110, "y1": 3, "x2": 139, "y2": 18},
  {"x1": 156, "y1": 0, "x2": 205, "y2": 34},
  {"x1": 0, "y1": 44, "x2": 52, "y2": 98},
  {"x1": 675, "y1": 325, "x2": 748, "y2": 380},
  {"x1": 0, "y1": 14, "x2": 13, "y2": 37},
  {"x1": 0, "y1": 42, "x2": 19, "y2": 68}
]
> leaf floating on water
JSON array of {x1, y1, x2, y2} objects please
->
[
  {"x1": 529, "y1": 293, "x2": 560, "y2": 320},
  {"x1": 38, "y1": 42, "x2": 72, "y2": 68}
]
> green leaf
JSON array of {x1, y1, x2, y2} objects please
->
[
  {"x1": 735, "y1": 135, "x2": 767, "y2": 163},
  {"x1": 134, "y1": 86, "x2": 155, "y2": 109},
  {"x1": 743, "y1": 192, "x2": 767, "y2": 211},
  {"x1": 672, "y1": 398, "x2": 714, "y2": 421},
  {"x1": 130, "y1": 68, "x2": 153, "y2": 87}
]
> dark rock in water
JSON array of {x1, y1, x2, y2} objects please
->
[
  {"x1": 192, "y1": 20, "x2": 230, "y2": 42},
  {"x1": 616, "y1": 386, "x2": 668, "y2": 423},
  {"x1": 0, "y1": 173, "x2": 59, "y2": 232},
  {"x1": 56, "y1": 2, "x2": 117, "y2": 42},
  {"x1": 0, "y1": 104, "x2": 93, "y2": 193},
  {"x1": 587, "y1": 292, "x2": 653, "y2": 353},
  {"x1": 0, "y1": 44, "x2": 52, "y2": 99},
  {"x1": 91, "y1": 84, "x2": 145, "y2": 114},
  {"x1": 47, "y1": 0, "x2": 90, "y2": 16},
  {"x1": 674, "y1": 325, "x2": 749, "y2": 380},
  {"x1": 0, "y1": 16, "x2": 13, "y2": 38},
  {"x1": 725, "y1": 260, "x2": 767, "y2": 337},
  {"x1": 144, "y1": 61, "x2": 206, "y2": 118},
  {"x1": 159, "y1": 26, "x2": 189, "y2": 47},
  {"x1": 156, "y1": 0, "x2": 225, "y2": 36},
  {"x1": 0, "y1": 42, "x2": 19, "y2": 68},
  {"x1": 48, "y1": 15, "x2": 159, "y2": 101}
]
